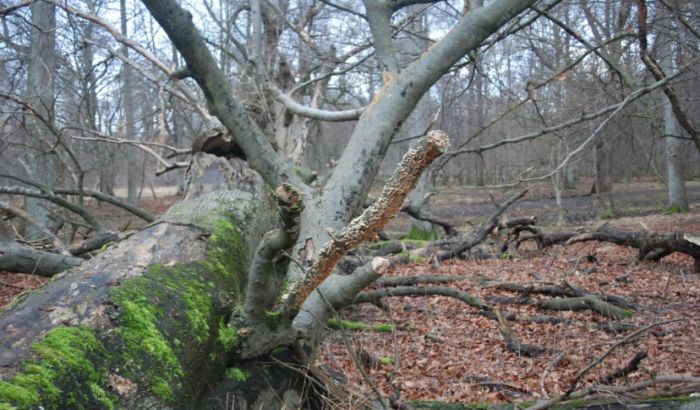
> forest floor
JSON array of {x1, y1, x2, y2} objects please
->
[
  {"x1": 315, "y1": 180, "x2": 700, "y2": 406},
  {"x1": 318, "y1": 212, "x2": 700, "y2": 405},
  {"x1": 1, "y1": 180, "x2": 699, "y2": 407}
]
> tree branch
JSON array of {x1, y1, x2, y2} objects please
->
[
  {"x1": 69, "y1": 133, "x2": 189, "y2": 176},
  {"x1": 449, "y1": 64, "x2": 693, "y2": 158},
  {"x1": 284, "y1": 130, "x2": 450, "y2": 314},
  {"x1": 401, "y1": 204, "x2": 457, "y2": 236},
  {"x1": 51, "y1": 188, "x2": 154, "y2": 223},
  {"x1": 529, "y1": 375, "x2": 700, "y2": 410},
  {"x1": 355, "y1": 285, "x2": 489, "y2": 310},
  {"x1": 0, "y1": 186, "x2": 106, "y2": 232},
  {"x1": 266, "y1": 81, "x2": 364, "y2": 121},
  {"x1": 0, "y1": 200, "x2": 69, "y2": 254},
  {"x1": 390, "y1": 0, "x2": 444, "y2": 12},
  {"x1": 0, "y1": 241, "x2": 82, "y2": 276},
  {"x1": 362, "y1": 0, "x2": 400, "y2": 74},
  {"x1": 427, "y1": 189, "x2": 527, "y2": 260},
  {"x1": 322, "y1": 0, "x2": 537, "y2": 230}
]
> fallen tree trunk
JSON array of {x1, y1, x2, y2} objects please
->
[
  {"x1": 0, "y1": 130, "x2": 449, "y2": 409},
  {"x1": 0, "y1": 192, "x2": 262, "y2": 408},
  {"x1": 0, "y1": 181, "x2": 305, "y2": 408},
  {"x1": 0, "y1": 241, "x2": 83, "y2": 277}
]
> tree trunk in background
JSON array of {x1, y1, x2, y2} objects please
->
[
  {"x1": 658, "y1": 10, "x2": 689, "y2": 212},
  {"x1": 302, "y1": 52, "x2": 337, "y2": 177},
  {"x1": 565, "y1": 166, "x2": 576, "y2": 189},
  {"x1": 272, "y1": 61, "x2": 307, "y2": 165},
  {"x1": 593, "y1": 139, "x2": 614, "y2": 213},
  {"x1": 401, "y1": 8, "x2": 436, "y2": 234},
  {"x1": 474, "y1": 153, "x2": 485, "y2": 187},
  {"x1": 81, "y1": 0, "x2": 106, "y2": 200},
  {"x1": 663, "y1": 91, "x2": 688, "y2": 212},
  {"x1": 121, "y1": 0, "x2": 139, "y2": 205},
  {"x1": 24, "y1": 0, "x2": 57, "y2": 240},
  {"x1": 472, "y1": 67, "x2": 486, "y2": 187}
]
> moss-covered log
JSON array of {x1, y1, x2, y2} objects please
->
[
  {"x1": 0, "y1": 188, "x2": 281, "y2": 409},
  {"x1": 537, "y1": 296, "x2": 633, "y2": 320}
]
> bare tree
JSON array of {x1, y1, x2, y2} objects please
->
[{"x1": 0, "y1": 0, "x2": 539, "y2": 408}]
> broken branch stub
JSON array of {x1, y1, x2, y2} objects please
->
[{"x1": 285, "y1": 130, "x2": 451, "y2": 312}]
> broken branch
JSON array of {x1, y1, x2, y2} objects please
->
[{"x1": 284, "y1": 131, "x2": 450, "y2": 313}]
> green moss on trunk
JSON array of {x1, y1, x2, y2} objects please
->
[
  {"x1": 0, "y1": 327, "x2": 115, "y2": 410},
  {"x1": 106, "y1": 250, "x2": 244, "y2": 403}
]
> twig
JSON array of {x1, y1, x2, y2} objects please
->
[
  {"x1": 598, "y1": 351, "x2": 648, "y2": 385},
  {"x1": 0, "y1": 279, "x2": 32, "y2": 290},
  {"x1": 540, "y1": 352, "x2": 566, "y2": 396},
  {"x1": 565, "y1": 318, "x2": 687, "y2": 396}
]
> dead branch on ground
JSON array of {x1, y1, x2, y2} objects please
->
[
  {"x1": 514, "y1": 224, "x2": 700, "y2": 272},
  {"x1": 598, "y1": 351, "x2": 648, "y2": 385},
  {"x1": 400, "y1": 204, "x2": 458, "y2": 236},
  {"x1": 494, "y1": 309, "x2": 556, "y2": 357},
  {"x1": 527, "y1": 375, "x2": 700, "y2": 410},
  {"x1": 565, "y1": 318, "x2": 688, "y2": 396},
  {"x1": 355, "y1": 285, "x2": 490, "y2": 310},
  {"x1": 369, "y1": 193, "x2": 533, "y2": 263},
  {"x1": 568, "y1": 229, "x2": 700, "y2": 272}
]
